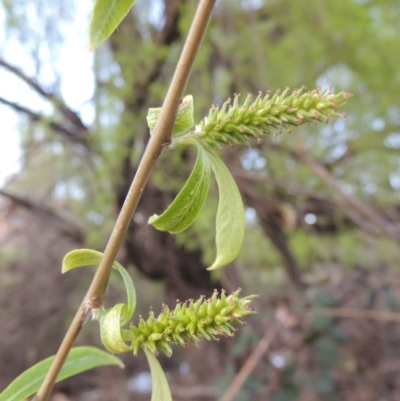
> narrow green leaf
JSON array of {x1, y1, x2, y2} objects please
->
[
  {"x1": 62, "y1": 248, "x2": 104, "y2": 273},
  {"x1": 144, "y1": 349, "x2": 173, "y2": 401},
  {"x1": 89, "y1": 0, "x2": 137, "y2": 51},
  {"x1": 205, "y1": 147, "x2": 245, "y2": 270},
  {"x1": 100, "y1": 304, "x2": 133, "y2": 353},
  {"x1": 113, "y1": 261, "x2": 136, "y2": 326},
  {"x1": 0, "y1": 347, "x2": 123, "y2": 401},
  {"x1": 62, "y1": 249, "x2": 136, "y2": 325},
  {"x1": 149, "y1": 143, "x2": 211, "y2": 233}
]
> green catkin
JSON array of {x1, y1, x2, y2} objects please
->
[
  {"x1": 194, "y1": 87, "x2": 351, "y2": 148},
  {"x1": 129, "y1": 289, "x2": 257, "y2": 356}
]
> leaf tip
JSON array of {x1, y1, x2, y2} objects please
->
[
  {"x1": 115, "y1": 359, "x2": 125, "y2": 369},
  {"x1": 88, "y1": 36, "x2": 100, "y2": 51},
  {"x1": 61, "y1": 258, "x2": 71, "y2": 274},
  {"x1": 148, "y1": 214, "x2": 159, "y2": 225}
]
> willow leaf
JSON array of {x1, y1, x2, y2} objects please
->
[
  {"x1": 144, "y1": 349, "x2": 173, "y2": 401},
  {"x1": 205, "y1": 147, "x2": 245, "y2": 270},
  {"x1": 89, "y1": 0, "x2": 137, "y2": 50},
  {"x1": 0, "y1": 347, "x2": 123, "y2": 401},
  {"x1": 149, "y1": 143, "x2": 211, "y2": 233},
  {"x1": 62, "y1": 249, "x2": 136, "y2": 325}
]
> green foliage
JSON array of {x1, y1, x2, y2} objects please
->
[
  {"x1": 89, "y1": 0, "x2": 137, "y2": 50},
  {"x1": 149, "y1": 142, "x2": 211, "y2": 233},
  {"x1": 205, "y1": 146, "x2": 245, "y2": 270},
  {"x1": 144, "y1": 349, "x2": 173, "y2": 401},
  {"x1": 149, "y1": 136, "x2": 246, "y2": 269},
  {"x1": 147, "y1": 95, "x2": 247, "y2": 269},
  {"x1": 62, "y1": 249, "x2": 173, "y2": 398},
  {"x1": 62, "y1": 249, "x2": 137, "y2": 326},
  {"x1": 62, "y1": 249, "x2": 257, "y2": 398},
  {"x1": 147, "y1": 90, "x2": 349, "y2": 270},
  {"x1": 70, "y1": 250, "x2": 257, "y2": 357},
  {"x1": 0, "y1": 347, "x2": 123, "y2": 401},
  {"x1": 4, "y1": 0, "x2": 399, "y2": 399}
]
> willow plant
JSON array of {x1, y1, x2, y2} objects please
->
[{"x1": 0, "y1": 1, "x2": 351, "y2": 401}]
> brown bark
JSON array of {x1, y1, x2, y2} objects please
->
[{"x1": 238, "y1": 177, "x2": 306, "y2": 289}]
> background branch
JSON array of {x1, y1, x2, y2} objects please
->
[
  {"x1": 296, "y1": 145, "x2": 400, "y2": 242},
  {"x1": 0, "y1": 189, "x2": 85, "y2": 242},
  {"x1": 320, "y1": 307, "x2": 400, "y2": 323},
  {"x1": 219, "y1": 324, "x2": 278, "y2": 401},
  {"x1": 0, "y1": 96, "x2": 88, "y2": 145},
  {"x1": 233, "y1": 168, "x2": 384, "y2": 236},
  {"x1": 0, "y1": 58, "x2": 87, "y2": 132}
]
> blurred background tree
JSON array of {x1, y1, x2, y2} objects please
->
[{"x1": 1, "y1": 0, "x2": 400, "y2": 400}]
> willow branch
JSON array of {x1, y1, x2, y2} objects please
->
[
  {"x1": 320, "y1": 307, "x2": 400, "y2": 323},
  {"x1": 232, "y1": 168, "x2": 383, "y2": 235},
  {"x1": 0, "y1": 96, "x2": 88, "y2": 145},
  {"x1": 0, "y1": 58, "x2": 87, "y2": 131},
  {"x1": 296, "y1": 145, "x2": 400, "y2": 242},
  {"x1": 219, "y1": 324, "x2": 278, "y2": 401},
  {"x1": 0, "y1": 189, "x2": 85, "y2": 242},
  {"x1": 33, "y1": 1, "x2": 216, "y2": 400}
]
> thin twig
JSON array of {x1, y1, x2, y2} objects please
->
[
  {"x1": 0, "y1": 189, "x2": 85, "y2": 242},
  {"x1": 320, "y1": 307, "x2": 400, "y2": 323},
  {"x1": 0, "y1": 58, "x2": 87, "y2": 131},
  {"x1": 33, "y1": 1, "x2": 216, "y2": 400},
  {"x1": 0, "y1": 96, "x2": 88, "y2": 145},
  {"x1": 232, "y1": 168, "x2": 383, "y2": 236},
  {"x1": 296, "y1": 146, "x2": 400, "y2": 242},
  {"x1": 171, "y1": 384, "x2": 219, "y2": 399},
  {"x1": 219, "y1": 324, "x2": 278, "y2": 401}
]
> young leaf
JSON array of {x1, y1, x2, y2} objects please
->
[
  {"x1": 100, "y1": 304, "x2": 133, "y2": 353},
  {"x1": 89, "y1": 0, "x2": 137, "y2": 51},
  {"x1": 62, "y1": 248, "x2": 105, "y2": 273},
  {"x1": 0, "y1": 347, "x2": 123, "y2": 401},
  {"x1": 149, "y1": 142, "x2": 211, "y2": 233},
  {"x1": 144, "y1": 349, "x2": 173, "y2": 401},
  {"x1": 62, "y1": 249, "x2": 136, "y2": 325},
  {"x1": 147, "y1": 94, "x2": 194, "y2": 137},
  {"x1": 205, "y1": 147, "x2": 245, "y2": 270}
]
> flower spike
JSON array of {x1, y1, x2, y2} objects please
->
[
  {"x1": 194, "y1": 87, "x2": 352, "y2": 148},
  {"x1": 129, "y1": 289, "x2": 257, "y2": 356}
]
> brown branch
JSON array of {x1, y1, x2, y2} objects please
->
[
  {"x1": 0, "y1": 96, "x2": 88, "y2": 145},
  {"x1": 296, "y1": 145, "x2": 400, "y2": 242},
  {"x1": 233, "y1": 169, "x2": 383, "y2": 236},
  {"x1": 0, "y1": 189, "x2": 85, "y2": 243},
  {"x1": 262, "y1": 141, "x2": 399, "y2": 239},
  {"x1": 171, "y1": 384, "x2": 219, "y2": 399},
  {"x1": 0, "y1": 58, "x2": 87, "y2": 131},
  {"x1": 320, "y1": 307, "x2": 400, "y2": 323},
  {"x1": 219, "y1": 324, "x2": 278, "y2": 401},
  {"x1": 233, "y1": 169, "x2": 336, "y2": 202},
  {"x1": 237, "y1": 176, "x2": 305, "y2": 288}
]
